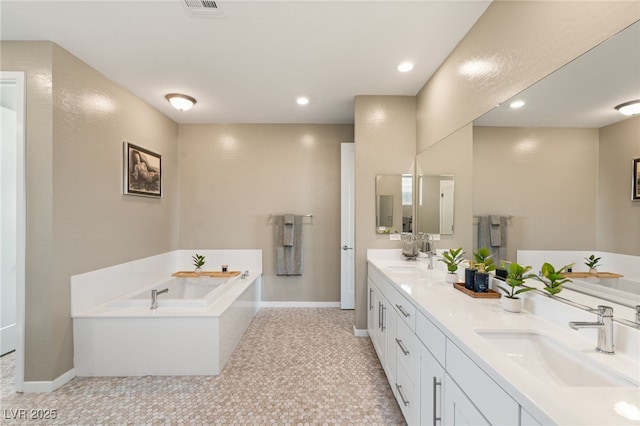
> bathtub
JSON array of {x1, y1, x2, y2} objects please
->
[
  {"x1": 71, "y1": 249, "x2": 262, "y2": 377},
  {"x1": 564, "y1": 277, "x2": 640, "y2": 308},
  {"x1": 109, "y1": 275, "x2": 234, "y2": 308}
]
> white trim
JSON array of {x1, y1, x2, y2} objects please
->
[
  {"x1": 260, "y1": 301, "x2": 341, "y2": 308},
  {"x1": 1, "y1": 71, "x2": 26, "y2": 393},
  {"x1": 353, "y1": 326, "x2": 369, "y2": 337},
  {"x1": 22, "y1": 368, "x2": 75, "y2": 393}
]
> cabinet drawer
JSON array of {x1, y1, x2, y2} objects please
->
[
  {"x1": 416, "y1": 311, "x2": 446, "y2": 367},
  {"x1": 446, "y1": 340, "x2": 519, "y2": 426},
  {"x1": 387, "y1": 286, "x2": 416, "y2": 331},
  {"x1": 395, "y1": 359, "x2": 419, "y2": 426},
  {"x1": 395, "y1": 318, "x2": 419, "y2": 383}
]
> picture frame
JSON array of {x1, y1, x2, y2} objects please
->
[
  {"x1": 123, "y1": 141, "x2": 162, "y2": 197},
  {"x1": 634, "y1": 158, "x2": 640, "y2": 201}
]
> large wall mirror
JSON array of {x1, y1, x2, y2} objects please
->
[
  {"x1": 376, "y1": 174, "x2": 413, "y2": 234},
  {"x1": 416, "y1": 174, "x2": 454, "y2": 235},
  {"x1": 471, "y1": 21, "x2": 640, "y2": 311}
]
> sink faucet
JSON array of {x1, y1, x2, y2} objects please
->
[
  {"x1": 150, "y1": 288, "x2": 169, "y2": 310},
  {"x1": 569, "y1": 305, "x2": 614, "y2": 354},
  {"x1": 418, "y1": 233, "x2": 436, "y2": 269}
]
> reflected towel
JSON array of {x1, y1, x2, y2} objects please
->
[
  {"x1": 275, "y1": 215, "x2": 303, "y2": 276},
  {"x1": 490, "y1": 214, "x2": 501, "y2": 247},
  {"x1": 478, "y1": 215, "x2": 509, "y2": 264}
]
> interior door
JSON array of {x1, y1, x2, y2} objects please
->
[{"x1": 340, "y1": 143, "x2": 355, "y2": 309}]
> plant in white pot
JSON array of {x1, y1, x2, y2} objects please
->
[
  {"x1": 439, "y1": 247, "x2": 464, "y2": 284},
  {"x1": 540, "y1": 262, "x2": 573, "y2": 295},
  {"x1": 192, "y1": 253, "x2": 206, "y2": 272},
  {"x1": 584, "y1": 254, "x2": 601, "y2": 274},
  {"x1": 496, "y1": 262, "x2": 540, "y2": 312}
]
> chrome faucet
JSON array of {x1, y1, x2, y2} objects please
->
[
  {"x1": 569, "y1": 305, "x2": 614, "y2": 354},
  {"x1": 150, "y1": 288, "x2": 169, "y2": 310},
  {"x1": 422, "y1": 233, "x2": 436, "y2": 269}
]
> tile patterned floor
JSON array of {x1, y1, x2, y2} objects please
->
[{"x1": 0, "y1": 308, "x2": 405, "y2": 425}]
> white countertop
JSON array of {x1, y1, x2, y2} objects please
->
[{"x1": 367, "y1": 250, "x2": 640, "y2": 425}]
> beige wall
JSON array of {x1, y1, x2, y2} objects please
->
[
  {"x1": 473, "y1": 126, "x2": 599, "y2": 259},
  {"x1": 354, "y1": 96, "x2": 416, "y2": 330},
  {"x1": 2, "y1": 41, "x2": 179, "y2": 381},
  {"x1": 177, "y1": 124, "x2": 353, "y2": 302},
  {"x1": 598, "y1": 115, "x2": 640, "y2": 256},
  {"x1": 416, "y1": 1, "x2": 639, "y2": 152}
]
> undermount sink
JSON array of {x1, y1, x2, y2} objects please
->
[
  {"x1": 476, "y1": 330, "x2": 637, "y2": 388},
  {"x1": 386, "y1": 265, "x2": 420, "y2": 274}
]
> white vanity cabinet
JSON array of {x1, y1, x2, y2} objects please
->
[
  {"x1": 367, "y1": 275, "x2": 397, "y2": 391},
  {"x1": 443, "y1": 373, "x2": 490, "y2": 426}
]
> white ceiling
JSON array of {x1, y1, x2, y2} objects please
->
[
  {"x1": 475, "y1": 20, "x2": 640, "y2": 129},
  {"x1": 0, "y1": 0, "x2": 492, "y2": 124}
]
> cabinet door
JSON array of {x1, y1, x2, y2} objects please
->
[
  {"x1": 384, "y1": 299, "x2": 397, "y2": 390},
  {"x1": 420, "y1": 345, "x2": 445, "y2": 426},
  {"x1": 443, "y1": 374, "x2": 490, "y2": 426}
]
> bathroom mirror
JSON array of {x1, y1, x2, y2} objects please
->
[
  {"x1": 375, "y1": 174, "x2": 413, "y2": 234},
  {"x1": 471, "y1": 21, "x2": 640, "y2": 312},
  {"x1": 416, "y1": 173, "x2": 454, "y2": 235}
]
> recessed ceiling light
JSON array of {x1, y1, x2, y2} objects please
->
[
  {"x1": 397, "y1": 62, "x2": 414, "y2": 72},
  {"x1": 165, "y1": 93, "x2": 196, "y2": 111},
  {"x1": 510, "y1": 100, "x2": 525, "y2": 109},
  {"x1": 615, "y1": 99, "x2": 640, "y2": 116},
  {"x1": 296, "y1": 97, "x2": 309, "y2": 105}
]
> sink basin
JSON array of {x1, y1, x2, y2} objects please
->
[
  {"x1": 476, "y1": 330, "x2": 637, "y2": 388},
  {"x1": 386, "y1": 265, "x2": 420, "y2": 274}
]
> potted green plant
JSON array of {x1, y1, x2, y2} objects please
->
[
  {"x1": 192, "y1": 253, "x2": 206, "y2": 272},
  {"x1": 439, "y1": 247, "x2": 464, "y2": 284},
  {"x1": 584, "y1": 254, "x2": 601, "y2": 274},
  {"x1": 539, "y1": 262, "x2": 573, "y2": 295},
  {"x1": 473, "y1": 247, "x2": 496, "y2": 273},
  {"x1": 464, "y1": 260, "x2": 477, "y2": 291},
  {"x1": 496, "y1": 262, "x2": 540, "y2": 312}
]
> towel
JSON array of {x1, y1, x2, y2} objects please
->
[
  {"x1": 275, "y1": 215, "x2": 303, "y2": 276},
  {"x1": 490, "y1": 214, "x2": 501, "y2": 247},
  {"x1": 478, "y1": 215, "x2": 509, "y2": 264},
  {"x1": 283, "y1": 214, "x2": 295, "y2": 247}
]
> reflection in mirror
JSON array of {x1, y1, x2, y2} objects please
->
[
  {"x1": 472, "y1": 21, "x2": 640, "y2": 318},
  {"x1": 416, "y1": 174, "x2": 454, "y2": 235},
  {"x1": 375, "y1": 174, "x2": 413, "y2": 234}
]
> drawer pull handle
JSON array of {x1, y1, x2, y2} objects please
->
[
  {"x1": 396, "y1": 304, "x2": 410, "y2": 317},
  {"x1": 381, "y1": 305, "x2": 386, "y2": 331},
  {"x1": 396, "y1": 384, "x2": 410, "y2": 407},
  {"x1": 433, "y1": 376, "x2": 442, "y2": 425},
  {"x1": 395, "y1": 338, "x2": 410, "y2": 356},
  {"x1": 378, "y1": 302, "x2": 382, "y2": 329}
]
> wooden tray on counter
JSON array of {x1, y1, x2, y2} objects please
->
[
  {"x1": 453, "y1": 282, "x2": 501, "y2": 298},
  {"x1": 562, "y1": 272, "x2": 623, "y2": 279},
  {"x1": 172, "y1": 271, "x2": 241, "y2": 278}
]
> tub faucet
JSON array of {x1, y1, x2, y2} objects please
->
[
  {"x1": 636, "y1": 305, "x2": 640, "y2": 324},
  {"x1": 150, "y1": 288, "x2": 169, "y2": 310},
  {"x1": 569, "y1": 305, "x2": 614, "y2": 354}
]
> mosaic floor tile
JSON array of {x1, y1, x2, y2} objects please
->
[{"x1": 0, "y1": 308, "x2": 405, "y2": 425}]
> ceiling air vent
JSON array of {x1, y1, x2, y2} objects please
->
[{"x1": 182, "y1": 0, "x2": 224, "y2": 17}]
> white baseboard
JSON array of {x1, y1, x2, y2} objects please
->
[
  {"x1": 22, "y1": 368, "x2": 75, "y2": 393},
  {"x1": 260, "y1": 301, "x2": 341, "y2": 308},
  {"x1": 353, "y1": 326, "x2": 369, "y2": 337}
]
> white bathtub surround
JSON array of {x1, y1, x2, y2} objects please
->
[
  {"x1": 71, "y1": 250, "x2": 262, "y2": 376},
  {"x1": 367, "y1": 249, "x2": 639, "y2": 425}
]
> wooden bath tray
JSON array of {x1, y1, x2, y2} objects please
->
[
  {"x1": 562, "y1": 272, "x2": 623, "y2": 279},
  {"x1": 453, "y1": 282, "x2": 501, "y2": 298},
  {"x1": 172, "y1": 271, "x2": 241, "y2": 278}
]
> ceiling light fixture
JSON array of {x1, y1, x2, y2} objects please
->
[
  {"x1": 296, "y1": 97, "x2": 309, "y2": 106},
  {"x1": 510, "y1": 100, "x2": 525, "y2": 109},
  {"x1": 615, "y1": 99, "x2": 640, "y2": 116},
  {"x1": 166, "y1": 93, "x2": 197, "y2": 111},
  {"x1": 397, "y1": 62, "x2": 414, "y2": 72}
]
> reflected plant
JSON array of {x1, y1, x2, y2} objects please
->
[{"x1": 540, "y1": 262, "x2": 573, "y2": 295}]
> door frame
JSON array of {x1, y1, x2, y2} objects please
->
[
  {"x1": 340, "y1": 142, "x2": 355, "y2": 309},
  {"x1": 1, "y1": 71, "x2": 26, "y2": 392}
]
